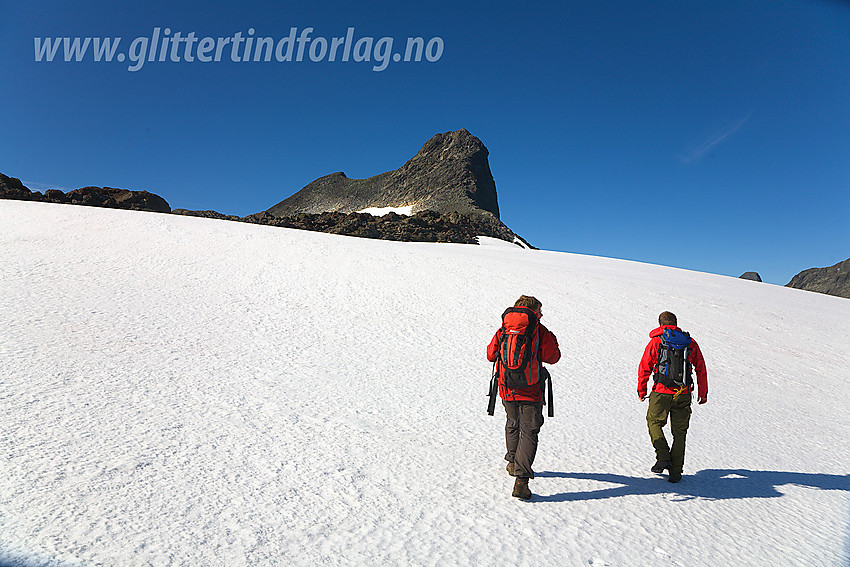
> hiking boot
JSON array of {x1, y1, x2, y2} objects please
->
[
  {"x1": 506, "y1": 462, "x2": 516, "y2": 476},
  {"x1": 512, "y1": 478, "x2": 532, "y2": 500},
  {"x1": 651, "y1": 460, "x2": 672, "y2": 474},
  {"x1": 668, "y1": 471, "x2": 682, "y2": 483}
]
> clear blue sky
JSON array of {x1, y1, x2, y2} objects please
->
[{"x1": 2, "y1": 0, "x2": 848, "y2": 285}]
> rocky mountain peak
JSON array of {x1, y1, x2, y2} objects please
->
[{"x1": 263, "y1": 129, "x2": 503, "y2": 226}]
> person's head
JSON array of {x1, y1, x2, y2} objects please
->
[
  {"x1": 515, "y1": 295, "x2": 542, "y2": 316},
  {"x1": 658, "y1": 311, "x2": 677, "y2": 327}
]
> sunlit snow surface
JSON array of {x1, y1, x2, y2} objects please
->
[
  {"x1": 355, "y1": 205, "x2": 414, "y2": 216},
  {"x1": 1, "y1": 200, "x2": 848, "y2": 567}
]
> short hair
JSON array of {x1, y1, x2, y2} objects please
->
[
  {"x1": 514, "y1": 295, "x2": 542, "y2": 312},
  {"x1": 659, "y1": 311, "x2": 677, "y2": 326}
]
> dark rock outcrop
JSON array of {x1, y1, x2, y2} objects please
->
[
  {"x1": 739, "y1": 272, "x2": 762, "y2": 282},
  {"x1": 175, "y1": 208, "x2": 509, "y2": 245},
  {"x1": 262, "y1": 210, "x2": 480, "y2": 243},
  {"x1": 0, "y1": 173, "x2": 171, "y2": 213},
  {"x1": 786, "y1": 259, "x2": 850, "y2": 299},
  {"x1": 0, "y1": 173, "x2": 38, "y2": 201},
  {"x1": 172, "y1": 209, "x2": 242, "y2": 221},
  {"x1": 261, "y1": 129, "x2": 520, "y2": 242},
  {"x1": 66, "y1": 187, "x2": 171, "y2": 212}
]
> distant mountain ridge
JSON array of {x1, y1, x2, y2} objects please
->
[
  {"x1": 0, "y1": 129, "x2": 528, "y2": 246},
  {"x1": 785, "y1": 258, "x2": 850, "y2": 299}
]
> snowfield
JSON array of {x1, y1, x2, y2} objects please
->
[
  {"x1": 355, "y1": 205, "x2": 414, "y2": 216},
  {"x1": 1, "y1": 199, "x2": 848, "y2": 567}
]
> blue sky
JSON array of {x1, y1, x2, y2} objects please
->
[{"x1": 2, "y1": 0, "x2": 848, "y2": 285}]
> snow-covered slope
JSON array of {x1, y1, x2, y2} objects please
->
[{"x1": 1, "y1": 200, "x2": 848, "y2": 567}]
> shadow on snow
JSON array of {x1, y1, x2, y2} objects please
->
[{"x1": 533, "y1": 469, "x2": 850, "y2": 503}]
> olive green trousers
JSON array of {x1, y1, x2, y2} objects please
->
[{"x1": 646, "y1": 391, "x2": 692, "y2": 475}]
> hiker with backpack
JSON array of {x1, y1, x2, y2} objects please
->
[
  {"x1": 486, "y1": 295, "x2": 561, "y2": 500},
  {"x1": 638, "y1": 311, "x2": 708, "y2": 483}
]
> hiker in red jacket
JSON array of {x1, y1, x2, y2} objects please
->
[
  {"x1": 487, "y1": 295, "x2": 561, "y2": 500},
  {"x1": 638, "y1": 311, "x2": 708, "y2": 483}
]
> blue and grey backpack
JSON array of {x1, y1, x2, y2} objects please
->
[{"x1": 653, "y1": 328, "x2": 693, "y2": 389}]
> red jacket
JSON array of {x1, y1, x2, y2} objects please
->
[
  {"x1": 487, "y1": 313, "x2": 561, "y2": 402},
  {"x1": 638, "y1": 325, "x2": 708, "y2": 400}
]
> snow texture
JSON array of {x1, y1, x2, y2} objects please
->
[{"x1": 1, "y1": 200, "x2": 849, "y2": 567}]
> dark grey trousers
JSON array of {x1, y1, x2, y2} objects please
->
[{"x1": 503, "y1": 400, "x2": 544, "y2": 479}]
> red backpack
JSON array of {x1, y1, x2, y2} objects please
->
[{"x1": 497, "y1": 307, "x2": 541, "y2": 390}]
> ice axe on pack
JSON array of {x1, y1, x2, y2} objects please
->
[
  {"x1": 541, "y1": 366, "x2": 554, "y2": 418},
  {"x1": 487, "y1": 359, "x2": 499, "y2": 416}
]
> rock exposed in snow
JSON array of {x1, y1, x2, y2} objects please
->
[{"x1": 739, "y1": 272, "x2": 762, "y2": 282}]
